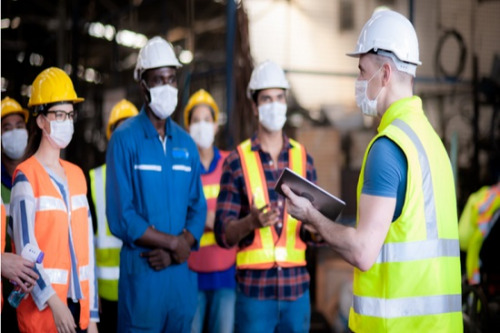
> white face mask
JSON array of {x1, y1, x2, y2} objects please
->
[
  {"x1": 189, "y1": 120, "x2": 215, "y2": 149},
  {"x1": 355, "y1": 67, "x2": 383, "y2": 117},
  {"x1": 44, "y1": 119, "x2": 74, "y2": 149},
  {"x1": 258, "y1": 102, "x2": 287, "y2": 132},
  {"x1": 148, "y1": 84, "x2": 178, "y2": 119},
  {"x1": 2, "y1": 128, "x2": 28, "y2": 160}
]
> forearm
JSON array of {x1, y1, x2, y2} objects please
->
[
  {"x1": 224, "y1": 214, "x2": 258, "y2": 247},
  {"x1": 307, "y1": 209, "x2": 362, "y2": 266},
  {"x1": 305, "y1": 196, "x2": 392, "y2": 272},
  {"x1": 134, "y1": 227, "x2": 179, "y2": 251}
]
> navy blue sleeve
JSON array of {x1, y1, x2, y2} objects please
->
[{"x1": 362, "y1": 136, "x2": 407, "y2": 220}]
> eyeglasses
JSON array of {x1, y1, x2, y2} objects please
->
[{"x1": 46, "y1": 110, "x2": 77, "y2": 122}]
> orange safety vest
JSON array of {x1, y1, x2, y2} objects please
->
[
  {"x1": 14, "y1": 156, "x2": 92, "y2": 332},
  {"x1": 188, "y1": 150, "x2": 237, "y2": 273},
  {"x1": 236, "y1": 138, "x2": 307, "y2": 269}
]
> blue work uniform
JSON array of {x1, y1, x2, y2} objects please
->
[{"x1": 106, "y1": 108, "x2": 207, "y2": 333}]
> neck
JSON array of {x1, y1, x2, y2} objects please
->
[
  {"x1": 34, "y1": 136, "x2": 61, "y2": 169},
  {"x1": 199, "y1": 146, "x2": 214, "y2": 170},
  {"x1": 1, "y1": 153, "x2": 21, "y2": 177},
  {"x1": 258, "y1": 127, "x2": 283, "y2": 156},
  {"x1": 379, "y1": 83, "x2": 413, "y2": 117},
  {"x1": 146, "y1": 107, "x2": 167, "y2": 138}
]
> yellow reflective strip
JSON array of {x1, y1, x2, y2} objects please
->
[
  {"x1": 237, "y1": 247, "x2": 275, "y2": 265},
  {"x1": 238, "y1": 139, "x2": 269, "y2": 209},
  {"x1": 289, "y1": 138, "x2": 305, "y2": 177},
  {"x1": 203, "y1": 184, "x2": 220, "y2": 200},
  {"x1": 200, "y1": 231, "x2": 216, "y2": 247},
  {"x1": 258, "y1": 226, "x2": 274, "y2": 250}
]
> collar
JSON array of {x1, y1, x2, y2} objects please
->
[
  {"x1": 249, "y1": 132, "x2": 293, "y2": 152},
  {"x1": 378, "y1": 96, "x2": 423, "y2": 133},
  {"x1": 201, "y1": 146, "x2": 221, "y2": 175},
  {"x1": 138, "y1": 106, "x2": 173, "y2": 139}
]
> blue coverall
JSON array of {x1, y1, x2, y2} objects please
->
[{"x1": 106, "y1": 108, "x2": 206, "y2": 332}]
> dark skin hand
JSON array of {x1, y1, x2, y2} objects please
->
[
  {"x1": 141, "y1": 248, "x2": 172, "y2": 271},
  {"x1": 137, "y1": 227, "x2": 195, "y2": 270},
  {"x1": 171, "y1": 230, "x2": 194, "y2": 264}
]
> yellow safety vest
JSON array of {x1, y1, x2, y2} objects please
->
[
  {"x1": 349, "y1": 97, "x2": 463, "y2": 332},
  {"x1": 236, "y1": 138, "x2": 307, "y2": 269},
  {"x1": 459, "y1": 184, "x2": 500, "y2": 284},
  {"x1": 89, "y1": 164, "x2": 122, "y2": 301}
]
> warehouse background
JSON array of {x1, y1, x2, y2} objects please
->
[{"x1": 2, "y1": 0, "x2": 499, "y2": 331}]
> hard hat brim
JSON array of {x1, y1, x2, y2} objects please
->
[
  {"x1": 28, "y1": 96, "x2": 85, "y2": 108},
  {"x1": 346, "y1": 51, "x2": 363, "y2": 58}
]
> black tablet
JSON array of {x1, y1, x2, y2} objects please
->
[{"x1": 275, "y1": 168, "x2": 346, "y2": 222}]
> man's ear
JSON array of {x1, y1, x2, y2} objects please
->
[
  {"x1": 382, "y1": 62, "x2": 392, "y2": 86},
  {"x1": 251, "y1": 100, "x2": 259, "y2": 118},
  {"x1": 140, "y1": 80, "x2": 151, "y2": 104}
]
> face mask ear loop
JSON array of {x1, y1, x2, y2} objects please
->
[
  {"x1": 367, "y1": 66, "x2": 385, "y2": 101},
  {"x1": 141, "y1": 79, "x2": 152, "y2": 104}
]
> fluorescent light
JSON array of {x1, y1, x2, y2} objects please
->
[
  {"x1": 17, "y1": 52, "x2": 25, "y2": 63},
  {"x1": 116, "y1": 30, "x2": 147, "y2": 49},
  {"x1": 104, "y1": 25, "x2": 116, "y2": 41},
  {"x1": 11, "y1": 17, "x2": 21, "y2": 29},
  {"x1": 179, "y1": 50, "x2": 193, "y2": 64},
  {"x1": 29, "y1": 53, "x2": 44, "y2": 67},
  {"x1": 1, "y1": 19, "x2": 10, "y2": 29}
]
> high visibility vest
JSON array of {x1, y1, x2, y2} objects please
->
[
  {"x1": 459, "y1": 184, "x2": 500, "y2": 284},
  {"x1": 14, "y1": 156, "x2": 92, "y2": 332},
  {"x1": 349, "y1": 97, "x2": 463, "y2": 332},
  {"x1": 89, "y1": 164, "x2": 122, "y2": 301},
  {"x1": 235, "y1": 138, "x2": 307, "y2": 269},
  {"x1": 188, "y1": 151, "x2": 237, "y2": 273}
]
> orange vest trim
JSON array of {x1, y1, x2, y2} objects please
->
[
  {"x1": 235, "y1": 138, "x2": 307, "y2": 269},
  {"x1": 14, "y1": 156, "x2": 91, "y2": 332},
  {"x1": 188, "y1": 150, "x2": 237, "y2": 273}
]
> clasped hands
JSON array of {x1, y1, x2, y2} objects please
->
[{"x1": 141, "y1": 230, "x2": 192, "y2": 271}]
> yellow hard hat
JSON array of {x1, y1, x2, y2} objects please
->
[
  {"x1": 107, "y1": 99, "x2": 139, "y2": 139},
  {"x1": 1, "y1": 97, "x2": 29, "y2": 122},
  {"x1": 28, "y1": 67, "x2": 84, "y2": 107},
  {"x1": 183, "y1": 89, "x2": 219, "y2": 127}
]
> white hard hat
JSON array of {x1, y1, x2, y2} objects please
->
[
  {"x1": 347, "y1": 10, "x2": 421, "y2": 76},
  {"x1": 134, "y1": 36, "x2": 182, "y2": 81},
  {"x1": 247, "y1": 60, "x2": 290, "y2": 99}
]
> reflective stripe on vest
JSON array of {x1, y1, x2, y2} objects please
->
[
  {"x1": 199, "y1": 183, "x2": 220, "y2": 247},
  {"x1": 350, "y1": 99, "x2": 462, "y2": 332},
  {"x1": 353, "y1": 294, "x2": 462, "y2": 318},
  {"x1": 236, "y1": 138, "x2": 307, "y2": 269},
  {"x1": 96, "y1": 266, "x2": 120, "y2": 280},
  {"x1": 45, "y1": 268, "x2": 69, "y2": 285},
  {"x1": 36, "y1": 196, "x2": 66, "y2": 212},
  {"x1": 90, "y1": 164, "x2": 122, "y2": 301},
  {"x1": 90, "y1": 165, "x2": 122, "y2": 249},
  {"x1": 203, "y1": 184, "x2": 220, "y2": 201},
  {"x1": 200, "y1": 231, "x2": 216, "y2": 247}
]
